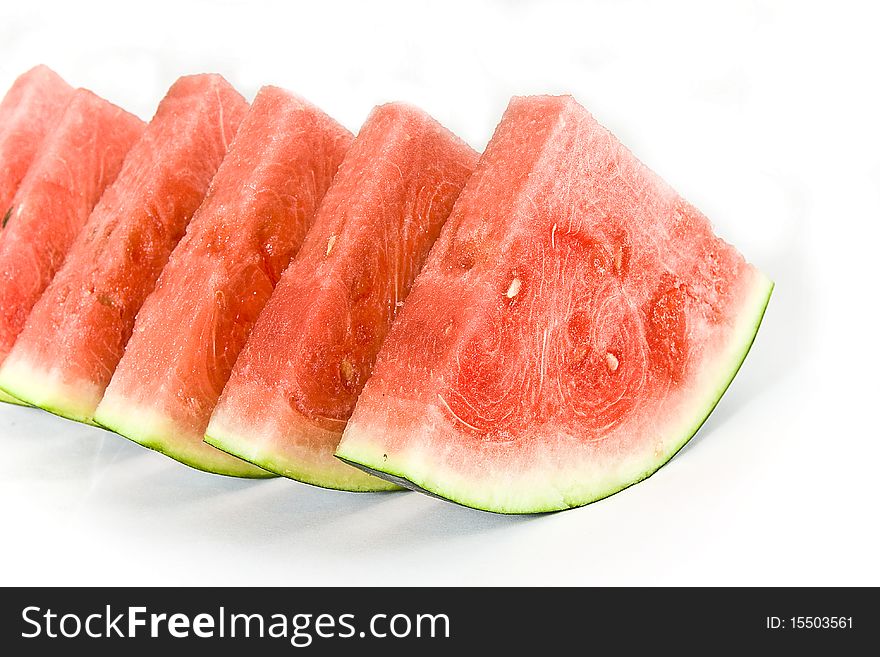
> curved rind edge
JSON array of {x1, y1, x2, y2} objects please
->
[
  {"x1": 336, "y1": 273, "x2": 775, "y2": 514},
  {"x1": 0, "y1": 387, "x2": 29, "y2": 406},
  {"x1": 204, "y1": 430, "x2": 404, "y2": 492},
  {"x1": 0, "y1": 359, "x2": 102, "y2": 425},
  {"x1": 93, "y1": 402, "x2": 276, "y2": 479}
]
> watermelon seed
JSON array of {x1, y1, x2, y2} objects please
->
[
  {"x1": 326, "y1": 234, "x2": 336, "y2": 256},
  {"x1": 605, "y1": 352, "x2": 619, "y2": 372},
  {"x1": 340, "y1": 356, "x2": 356, "y2": 385},
  {"x1": 1, "y1": 207, "x2": 11, "y2": 228},
  {"x1": 506, "y1": 277, "x2": 522, "y2": 298}
]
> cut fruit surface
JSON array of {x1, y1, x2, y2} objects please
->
[
  {"x1": 0, "y1": 66, "x2": 75, "y2": 406},
  {"x1": 335, "y1": 95, "x2": 773, "y2": 513},
  {"x1": 0, "y1": 89, "x2": 144, "y2": 366},
  {"x1": 0, "y1": 75, "x2": 248, "y2": 429},
  {"x1": 95, "y1": 86, "x2": 353, "y2": 476},
  {"x1": 0, "y1": 66, "x2": 73, "y2": 220},
  {"x1": 206, "y1": 102, "x2": 478, "y2": 490}
]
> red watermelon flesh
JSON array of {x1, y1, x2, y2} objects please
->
[
  {"x1": 0, "y1": 89, "x2": 144, "y2": 370},
  {"x1": 206, "y1": 103, "x2": 479, "y2": 491},
  {"x1": 0, "y1": 75, "x2": 248, "y2": 425},
  {"x1": 335, "y1": 95, "x2": 773, "y2": 513},
  {"x1": 0, "y1": 67, "x2": 76, "y2": 407},
  {"x1": 93, "y1": 86, "x2": 353, "y2": 477},
  {"x1": 0, "y1": 66, "x2": 73, "y2": 220}
]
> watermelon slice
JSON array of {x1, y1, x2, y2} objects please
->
[
  {"x1": 205, "y1": 103, "x2": 478, "y2": 490},
  {"x1": 0, "y1": 66, "x2": 73, "y2": 222},
  {"x1": 335, "y1": 95, "x2": 773, "y2": 513},
  {"x1": 93, "y1": 86, "x2": 353, "y2": 476},
  {"x1": 0, "y1": 75, "x2": 248, "y2": 428},
  {"x1": 0, "y1": 66, "x2": 75, "y2": 406},
  {"x1": 0, "y1": 89, "x2": 144, "y2": 373}
]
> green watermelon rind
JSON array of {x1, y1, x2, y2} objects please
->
[
  {"x1": 0, "y1": 387, "x2": 29, "y2": 406},
  {"x1": 0, "y1": 358, "x2": 102, "y2": 425},
  {"x1": 336, "y1": 273, "x2": 774, "y2": 514},
  {"x1": 203, "y1": 426, "x2": 404, "y2": 492},
  {"x1": 92, "y1": 400, "x2": 276, "y2": 479}
]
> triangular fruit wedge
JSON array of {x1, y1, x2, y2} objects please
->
[
  {"x1": 206, "y1": 103, "x2": 478, "y2": 490},
  {"x1": 94, "y1": 86, "x2": 353, "y2": 476},
  {"x1": 0, "y1": 66, "x2": 73, "y2": 220},
  {"x1": 0, "y1": 65, "x2": 74, "y2": 405},
  {"x1": 0, "y1": 75, "x2": 248, "y2": 430},
  {"x1": 335, "y1": 95, "x2": 773, "y2": 513},
  {"x1": 0, "y1": 89, "x2": 144, "y2": 383}
]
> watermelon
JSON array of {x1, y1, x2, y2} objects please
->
[
  {"x1": 205, "y1": 103, "x2": 479, "y2": 490},
  {"x1": 0, "y1": 75, "x2": 248, "y2": 426},
  {"x1": 0, "y1": 66, "x2": 73, "y2": 222},
  {"x1": 0, "y1": 89, "x2": 144, "y2": 374},
  {"x1": 0, "y1": 66, "x2": 75, "y2": 406},
  {"x1": 93, "y1": 86, "x2": 353, "y2": 477},
  {"x1": 335, "y1": 95, "x2": 773, "y2": 513}
]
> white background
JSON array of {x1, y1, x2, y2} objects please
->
[{"x1": 0, "y1": 0, "x2": 877, "y2": 586}]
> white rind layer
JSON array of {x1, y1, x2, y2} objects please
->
[
  {"x1": 205, "y1": 407, "x2": 402, "y2": 491},
  {"x1": 336, "y1": 270, "x2": 774, "y2": 514},
  {"x1": 93, "y1": 394, "x2": 274, "y2": 478},
  {"x1": 0, "y1": 354, "x2": 103, "y2": 424}
]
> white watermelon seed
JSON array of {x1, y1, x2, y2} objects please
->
[
  {"x1": 605, "y1": 352, "x2": 619, "y2": 372},
  {"x1": 340, "y1": 356, "x2": 356, "y2": 384},
  {"x1": 506, "y1": 277, "x2": 522, "y2": 298}
]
